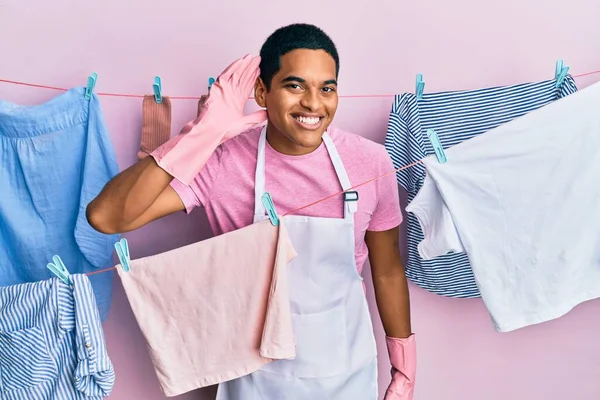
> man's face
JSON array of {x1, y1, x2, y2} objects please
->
[{"x1": 255, "y1": 49, "x2": 339, "y2": 154}]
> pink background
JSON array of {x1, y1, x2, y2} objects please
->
[{"x1": 2, "y1": 1, "x2": 600, "y2": 399}]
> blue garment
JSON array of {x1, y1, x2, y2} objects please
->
[
  {"x1": 0, "y1": 87, "x2": 119, "y2": 320},
  {"x1": 0, "y1": 274, "x2": 115, "y2": 399},
  {"x1": 385, "y1": 76, "x2": 578, "y2": 298}
]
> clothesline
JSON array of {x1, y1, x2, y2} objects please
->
[
  {"x1": 6, "y1": 67, "x2": 599, "y2": 278},
  {"x1": 2, "y1": 68, "x2": 600, "y2": 99}
]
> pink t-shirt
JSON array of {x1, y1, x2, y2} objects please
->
[{"x1": 170, "y1": 124, "x2": 402, "y2": 274}]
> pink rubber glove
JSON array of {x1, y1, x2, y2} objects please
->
[
  {"x1": 151, "y1": 54, "x2": 267, "y2": 185},
  {"x1": 384, "y1": 334, "x2": 416, "y2": 400}
]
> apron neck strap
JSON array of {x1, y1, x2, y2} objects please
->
[{"x1": 254, "y1": 126, "x2": 357, "y2": 219}]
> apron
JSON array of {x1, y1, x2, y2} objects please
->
[{"x1": 216, "y1": 126, "x2": 379, "y2": 400}]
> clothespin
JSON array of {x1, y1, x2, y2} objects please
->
[
  {"x1": 153, "y1": 76, "x2": 163, "y2": 104},
  {"x1": 426, "y1": 129, "x2": 447, "y2": 164},
  {"x1": 415, "y1": 74, "x2": 425, "y2": 100},
  {"x1": 47, "y1": 255, "x2": 72, "y2": 285},
  {"x1": 261, "y1": 192, "x2": 280, "y2": 226},
  {"x1": 84, "y1": 72, "x2": 98, "y2": 100},
  {"x1": 555, "y1": 60, "x2": 569, "y2": 88},
  {"x1": 208, "y1": 77, "x2": 215, "y2": 92},
  {"x1": 114, "y1": 238, "x2": 131, "y2": 272}
]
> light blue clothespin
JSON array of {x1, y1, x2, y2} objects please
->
[
  {"x1": 426, "y1": 129, "x2": 447, "y2": 164},
  {"x1": 415, "y1": 74, "x2": 425, "y2": 100},
  {"x1": 153, "y1": 76, "x2": 163, "y2": 104},
  {"x1": 114, "y1": 238, "x2": 131, "y2": 272},
  {"x1": 555, "y1": 60, "x2": 569, "y2": 88},
  {"x1": 261, "y1": 192, "x2": 280, "y2": 226},
  {"x1": 208, "y1": 77, "x2": 215, "y2": 92},
  {"x1": 84, "y1": 72, "x2": 98, "y2": 100},
  {"x1": 47, "y1": 255, "x2": 72, "y2": 285}
]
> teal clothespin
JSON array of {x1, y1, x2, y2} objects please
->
[
  {"x1": 426, "y1": 129, "x2": 447, "y2": 164},
  {"x1": 47, "y1": 255, "x2": 72, "y2": 285},
  {"x1": 114, "y1": 238, "x2": 131, "y2": 272},
  {"x1": 84, "y1": 72, "x2": 98, "y2": 100},
  {"x1": 153, "y1": 76, "x2": 163, "y2": 104},
  {"x1": 415, "y1": 74, "x2": 425, "y2": 100},
  {"x1": 555, "y1": 60, "x2": 569, "y2": 88},
  {"x1": 208, "y1": 77, "x2": 215, "y2": 92},
  {"x1": 261, "y1": 192, "x2": 280, "y2": 226}
]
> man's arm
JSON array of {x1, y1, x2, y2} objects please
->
[
  {"x1": 86, "y1": 54, "x2": 265, "y2": 235},
  {"x1": 86, "y1": 156, "x2": 186, "y2": 234},
  {"x1": 365, "y1": 225, "x2": 412, "y2": 338}
]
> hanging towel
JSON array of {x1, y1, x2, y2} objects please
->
[
  {"x1": 0, "y1": 274, "x2": 115, "y2": 398},
  {"x1": 385, "y1": 75, "x2": 578, "y2": 298},
  {"x1": 117, "y1": 218, "x2": 297, "y2": 397},
  {"x1": 0, "y1": 87, "x2": 120, "y2": 321},
  {"x1": 406, "y1": 80, "x2": 600, "y2": 332}
]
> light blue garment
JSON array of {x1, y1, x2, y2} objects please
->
[
  {"x1": 0, "y1": 87, "x2": 119, "y2": 321},
  {"x1": 0, "y1": 274, "x2": 115, "y2": 399},
  {"x1": 385, "y1": 76, "x2": 578, "y2": 298}
]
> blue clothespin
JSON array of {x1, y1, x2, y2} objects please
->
[
  {"x1": 84, "y1": 72, "x2": 98, "y2": 100},
  {"x1": 415, "y1": 74, "x2": 425, "y2": 100},
  {"x1": 426, "y1": 129, "x2": 447, "y2": 164},
  {"x1": 153, "y1": 76, "x2": 163, "y2": 104},
  {"x1": 555, "y1": 60, "x2": 569, "y2": 88},
  {"x1": 261, "y1": 192, "x2": 280, "y2": 226},
  {"x1": 114, "y1": 238, "x2": 131, "y2": 272},
  {"x1": 208, "y1": 77, "x2": 215, "y2": 92},
  {"x1": 47, "y1": 255, "x2": 72, "y2": 285}
]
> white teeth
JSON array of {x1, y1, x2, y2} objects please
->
[{"x1": 295, "y1": 116, "x2": 320, "y2": 125}]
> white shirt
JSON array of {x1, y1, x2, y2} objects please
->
[{"x1": 406, "y1": 81, "x2": 600, "y2": 332}]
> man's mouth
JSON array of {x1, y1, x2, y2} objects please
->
[{"x1": 294, "y1": 115, "x2": 321, "y2": 125}]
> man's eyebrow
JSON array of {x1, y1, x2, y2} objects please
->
[
  {"x1": 281, "y1": 76, "x2": 305, "y2": 83},
  {"x1": 281, "y1": 76, "x2": 338, "y2": 85}
]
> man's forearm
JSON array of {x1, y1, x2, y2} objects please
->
[
  {"x1": 366, "y1": 227, "x2": 412, "y2": 338},
  {"x1": 373, "y1": 268, "x2": 412, "y2": 338}
]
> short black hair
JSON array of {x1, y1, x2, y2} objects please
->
[{"x1": 259, "y1": 23, "x2": 340, "y2": 91}]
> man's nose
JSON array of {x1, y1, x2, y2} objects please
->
[{"x1": 300, "y1": 89, "x2": 321, "y2": 111}]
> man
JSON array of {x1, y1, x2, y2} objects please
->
[{"x1": 87, "y1": 23, "x2": 416, "y2": 399}]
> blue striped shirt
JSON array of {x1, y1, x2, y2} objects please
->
[
  {"x1": 384, "y1": 76, "x2": 578, "y2": 298},
  {"x1": 0, "y1": 274, "x2": 115, "y2": 399}
]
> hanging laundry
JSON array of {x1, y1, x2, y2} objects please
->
[
  {"x1": 117, "y1": 218, "x2": 297, "y2": 397},
  {"x1": 197, "y1": 94, "x2": 207, "y2": 116},
  {"x1": 406, "y1": 81, "x2": 600, "y2": 332},
  {"x1": 384, "y1": 76, "x2": 578, "y2": 298},
  {"x1": 137, "y1": 94, "x2": 172, "y2": 160},
  {"x1": 0, "y1": 87, "x2": 120, "y2": 321},
  {"x1": 0, "y1": 274, "x2": 115, "y2": 398}
]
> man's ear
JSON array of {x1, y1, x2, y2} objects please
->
[{"x1": 254, "y1": 77, "x2": 267, "y2": 108}]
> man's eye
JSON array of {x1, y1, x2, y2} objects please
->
[
  {"x1": 286, "y1": 84, "x2": 301, "y2": 89},
  {"x1": 322, "y1": 87, "x2": 335, "y2": 93}
]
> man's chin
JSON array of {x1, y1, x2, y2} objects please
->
[{"x1": 289, "y1": 132, "x2": 325, "y2": 149}]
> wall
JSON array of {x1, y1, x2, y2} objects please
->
[{"x1": 1, "y1": 1, "x2": 600, "y2": 399}]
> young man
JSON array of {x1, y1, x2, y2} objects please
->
[{"x1": 87, "y1": 23, "x2": 416, "y2": 400}]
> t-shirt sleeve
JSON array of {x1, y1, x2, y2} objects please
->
[
  {"x1": 367, "y1": 148, "x2": 403, "y2": 231},
  {"x1": 168, "y1": 145, "x2": 223, "y2": 214},
  {"x1": 405, "y1": 173, "x2": 465, "y2": 259}
]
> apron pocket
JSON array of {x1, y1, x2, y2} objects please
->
[
  {"x1": 0, "y1": 326, "x2": 59, "y2": 392},
  {"x1": 261, "y1": 305, "x2": 348, "y2": 378}
]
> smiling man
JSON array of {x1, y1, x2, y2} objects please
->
[{"x1": 86, "y1": 23, "x2": 416, "y2": 399}]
